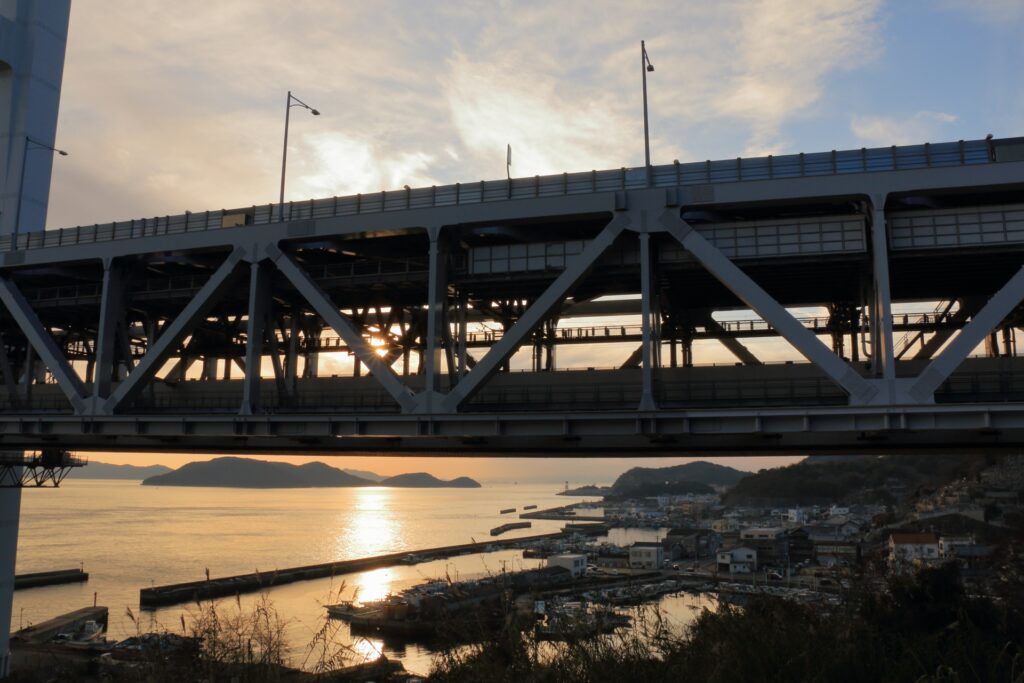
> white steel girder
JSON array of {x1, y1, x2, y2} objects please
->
[
  {"x1": 269, "y1": 245, "x2": 416, "y2": 412},
  {"x1": 909, "y1": 266, "x2": 1024, "y2": 402},
  {"x1": 440, "y1": 213, "x2": 629, "y2": 412},
  {"x1": 658, "y1": 209, "x2": 879, "y2": 405},
  {"x1": 0, "y1": 276, "x2": 86, "y2": 412},
  {"x1": 241, "y1": 261, "x2": 272, "y2": 415},
  {"x1": 102, "y1": 249, "x2": 246, "y2": 414},
  {"x1": 93, "y1": 258, "x2": 131, "y2": 399}
]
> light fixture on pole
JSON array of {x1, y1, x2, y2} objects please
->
[
  {"x1": 279, "y1": 90, "x2": 320, "y2": 221},
  {"x1": 14, "y1": 136, "x2": 68, "y2": 242},
  {"x1": 641, "y1": 40, "x2": 655, "y2": 172}
]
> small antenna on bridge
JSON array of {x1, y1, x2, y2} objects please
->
[{"x1": 507, "y1": 144, "x2": 512, "y2": 180}]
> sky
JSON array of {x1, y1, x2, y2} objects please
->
[{"x1": 36, "y1": 0, "x2": 1024, "y2": 483}]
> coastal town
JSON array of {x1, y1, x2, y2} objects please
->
[{"x1": 313, "y1": 454, "x2": 1024, "y2": 647}]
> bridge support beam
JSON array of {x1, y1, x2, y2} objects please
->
[
  {"x1": 421, "y1": 228, "x2": 447, "y2": 407},
  {"x1": 103, "y1": 249, "x2": 245, "y2": 414},
  {"x1": 241, "y1": 261, "x2": 272, "y2": 415},
  {"x1": 270, "y1": 246, "x2": 416, "y2": 412},
  {"x1": 910, "y1": 266, "x2": 1024, "y2": 402},
  {"x1": 661, "y1": 212, "x2": 877, "y2": 405},
  {"x1": 93, "y1": 259, "x2": 131, "y2": 399},
  {"x1": 639, "y1": 232, "x2": 658, "y2": 410},
  {"x1": 442, "y1": 213, "x2": 628, "y2": 411},
  {"x1": 869, "y1": 200, "x2": 896, "y2": 384},
  {"x1": 0, "y1": 277, "x2": 85, "y2": 412}
]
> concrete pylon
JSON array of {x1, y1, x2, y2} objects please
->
[
  {"x1": 0, "y1": 0, "x2": 71, "y2": 237},
  {"x1": 0, "y1": 473, "x2": 21, "y2": 678},
  {"x1": 0, "y1": 2, "x2": 70, "y2": 676}
]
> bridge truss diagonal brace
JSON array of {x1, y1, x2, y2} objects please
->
[
  {"x1": 268, "y1": 246, "x2": 416, "y2": 413},
  {"x1": 0, "y1": 276, "x2": 87, "y2": 413},
  {"x1": 101, "y1": 248, "x2": 247, "y2": 415},
  {"x1": 909, "y1": 266, "x2": 1024, "y2": 403},
  {"x1": 659, "y1": 212, "x2": 878, "y2": 405},
  {"x1": 442, "y1": 213, "x2": 630, "y2": 412}
]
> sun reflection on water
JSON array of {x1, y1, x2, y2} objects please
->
[
  {"x1": 336, "y1": 487, "x2": 399, "y2": 560},
  {"x1": 349, "y1": 635, "x2": 385, "y2": 663},
  {"x1": 351, "y1": 567, "x2": 395, "y2": 605}
]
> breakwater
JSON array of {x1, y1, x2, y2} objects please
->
[{"x1": 139, "y1": 528, "x2": 602, "y2": 609}]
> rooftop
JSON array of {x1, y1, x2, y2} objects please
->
[{"x1": 890, "y1": 533, "x2": 940, "y2": 545}]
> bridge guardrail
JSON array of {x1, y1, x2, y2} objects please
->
[{"x1": 0, "y1": 140, "x2": 994, "y2": 255}]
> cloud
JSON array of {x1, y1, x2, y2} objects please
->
[
  {"x1": 46, "y1": 0, "x2": 885, "y2": 228},
  {"x1": 850, "y1": 111, "x2": 959, "y2": 146},
  {"x1": 712, "y1": 0, "x2": 883, "y2": 154},
  {"x1": 445, "y1": 53, "x2": 634, "y2": 177},
  {"x1": 296, "y1": 132, "x2": 438, "y2": 197}
]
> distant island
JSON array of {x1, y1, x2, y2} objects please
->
[
  {"x1": 141, "y1": 457, "x2": 481, "y2": 489},
  {"x1": 70, "y1": 462, "x2": 173, "y2": 480},
  {"x1": 377, "y1": 472, "x2": 480, "y2": 488}
]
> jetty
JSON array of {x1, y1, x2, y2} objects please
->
[
  {"x1": 14, "y1": 568, "x2": 89, "y2": 590},
  {"x1": 490, "y1": 521, "x2": 531, "y2": 536},
  {"x1": 139, "y1": 528, "x2": 601, "y2": 609},
  {"x1": 521, "y1": 504, "x2": 605, "y2": 522},
  {"x1": 11, "y1": 606, "x2": 107, "y2": 645}
]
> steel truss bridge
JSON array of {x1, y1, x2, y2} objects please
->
[{"x1": 0, "y1": 137, "x2": 1023, "y2": 454}]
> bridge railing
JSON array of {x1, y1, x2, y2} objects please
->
[{"x1": 0, "y1": 140, "x2": 995, "y2": 255}]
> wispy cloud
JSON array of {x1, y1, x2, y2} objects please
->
[
  {"x1": 712, "y1": 0, "x2": 883, "y2": 154},
  {"x1": 49, "y1": 0, "x2": 884, "y2": 227},
  {"x1": 850, "y1": 111, "x2": 959, "y2": 146}
]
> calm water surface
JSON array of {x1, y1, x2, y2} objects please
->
[{"x1": 12, "y1": 480, "x2": 707, "y2": 675}]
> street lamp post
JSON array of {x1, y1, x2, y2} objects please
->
[
  {"x1": 14, "y1": 136, "x2": 68, "y2": 242},
  {"x1": 641, "y1": 40, "x2": 655, "y2": 173},
  {"x1": 279, "y1": 90, "x2": 320, "y2": 221}
]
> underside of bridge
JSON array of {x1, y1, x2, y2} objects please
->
[{"x1": 0, "y1": 137, "x2": 1022, "y2": 454}]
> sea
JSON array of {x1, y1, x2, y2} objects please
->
[{"x1": 11, "y1": 480, "x2": 713, "y2": 676}]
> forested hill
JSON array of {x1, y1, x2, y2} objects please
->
[
  {"x1": 610, "y1": 461, "x2": 748, "y2": 497},
  {"x1": 722, "y1": 454, "x2": 994, "y2": 506}
]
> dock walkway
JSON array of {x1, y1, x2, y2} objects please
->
[{"x1": 14, "y1": 568, "x2": 88, "y2": 591}]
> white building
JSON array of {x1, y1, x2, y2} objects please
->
[
  {"x1": 939, "y1": 534, "x2": 975, "y2": 559},
  {"x1": 888, "y1": 533, "x2": 940, "y2": 568},
  {"x1": 712, "y1": 518, "x2": 739, "y2": 533},
  {"x1": 548, "y1": 554, "x2": 587, "y2": 578},
  {"x1": 717, "y1": 547, "x2": 758, "y2": 574},
  {"x1": 788, "y1": 508, "x2": 807, "y2": 525},
  {"x1": 629, "y1": 542, "x2": 664, "y2": 570}
]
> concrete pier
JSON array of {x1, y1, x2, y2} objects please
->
[
  {"x1": 14, "y1": 569, "x2": 88, "y2": 591},
  {"x1": 0, "y1": 478, "x2": 21, "y2": 678},
  {"x1": 139, "y1": 528, "x2": 603, "y2": 609}
]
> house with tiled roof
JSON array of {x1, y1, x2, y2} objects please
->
[{"x1": 888, "y1": 532, "x2": 939, "y2": 569}]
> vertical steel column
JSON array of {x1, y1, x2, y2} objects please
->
[
  {"x1": 0, "y1": 473, "x2": 21, "y2": 678},
  {"x1": 870, "y1": 200, "x2": 895, "y2": 382},
  {"x1": 456, "y1": 297, "x2": 468, "y2": 381},
  {"x1": 423, "y1": 228, "x2": 446, "y2": 395},
  {"x1": 92, "y1": 260, "x2": 123, "y2": 398},
  {"x1": 241, "y1": 261, "x2": 270, "y2": 415},
  {"x1": 639, "y1": 232, "x2": 657, "y2": 410}
]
